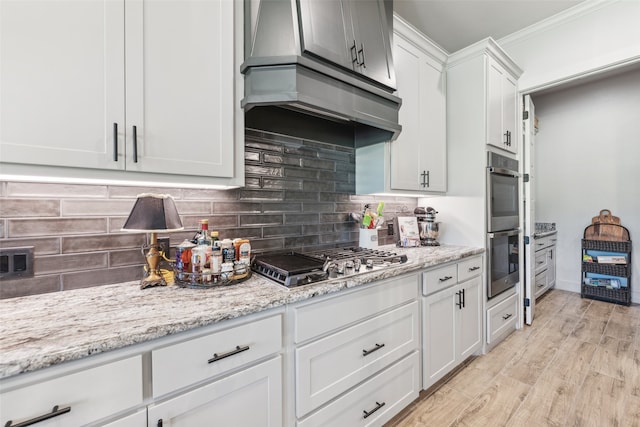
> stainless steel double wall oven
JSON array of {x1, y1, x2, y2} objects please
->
[{"x1": 487, "y1": 152, "x2": 520, "y2": 299}]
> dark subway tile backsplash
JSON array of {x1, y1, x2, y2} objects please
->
[{"x1": 0, "y1": 129, "x2": 417, "y2": 298}]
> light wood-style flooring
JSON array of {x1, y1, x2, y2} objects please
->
[{"x1": 387, "y1": 289, "x2": 640, "y2": 427}]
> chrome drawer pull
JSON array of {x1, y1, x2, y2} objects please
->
[
  {"x1": 439, "y1": 275, "x2": 453, "y2": 282},
  {"x1": 502, "y1": 313, "x2": 513, "y2": 320},
  {"x1": 5, "y1": 405, "x2": 71, "y2": 427},
  {"x1": 362, "y1": 343, "x2": 385, "y2": 357},
  {"x1": 363, "y1": 401, "x2": 386, "y2": 419},
  {"x1": 468, "y1": 266, "x2": 480, "y2": 271},
  {"x1": 208, "y1": 345, "x2": 250, "y2": 364}
]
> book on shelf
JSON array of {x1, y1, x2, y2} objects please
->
[
  {"x1": 583, "y1": 277, "x2": 622, "y2": 289},
  {"x1": 596, "y1": 255, "x2": 627, "y2": 264}
]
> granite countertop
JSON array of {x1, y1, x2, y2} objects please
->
[
  {"x1": 0, "y1": 244, "x2": 483, "y2": 379},
  {"x1": 533, "y1": 222, "x2": 558, "y2": 239}
]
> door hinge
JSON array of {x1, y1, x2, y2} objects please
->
[
  {"x1": 523, "y1": 111, "x2": 529, "y2": 120},
  {"x1": 524, "y1": 236, "x2": 530, "y2": 245},
  {"x1": 523, "y1": 173, "x2": 530, "y2": 183},
  {"x1": 524, "y1": 298, "x2": 530, "y2": 307}
]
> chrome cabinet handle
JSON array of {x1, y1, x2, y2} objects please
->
[
  {"x1": 358, "y1": 42, "x2": 365, "y2": 68},
  {"x1": 420, "y1": 170, "x2": 430, "y2": 188},
  {"x1": 208, "y1": 345, "x2": 250, "y2": 364},
  {"x1": 113, "y1": 123, "x2": 118, "y2": 161},
  {"x1": 363, "y1": 401, "x2": 385, "y2": 419},
  {"x1": 5, "y1": 405, "x2": 71, "y2": 427},
  {"x1": 362, "y1": 343, "x2": 385, "y2": 357},
  {"x1": 439, "y1": 275, "x2": 453, "y2": 282},
  {"x1": 351, "y1": 40, "x2": 358, "y2": 64},
  {"x1": 132, "y1": 125, "x2": 138, "y2": 163}
]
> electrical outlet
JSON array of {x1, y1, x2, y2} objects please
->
[
  {"x1": 157, "y1": 238, "x2": 171, "y2": 258},
  {"x1": 0, "y1": 247, "x2": 34, "y2": 279}
]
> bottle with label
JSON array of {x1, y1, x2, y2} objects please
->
[
  {"x1": 196, "y1": 219, "x2": 212, "y2": 246},
  {"x1": 211, "y1": 230, "x2": 220, "y2": 248},
  {"x1": 220, "y1": 238, "x2": 235, "y2": 263}
]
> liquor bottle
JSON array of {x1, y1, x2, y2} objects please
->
[
  {"x1": 211, "y1": 230, "x2": 220, "y2": 248},
  {"x1": 196, "y1": 219, "x2": 212, "y2": 246}
]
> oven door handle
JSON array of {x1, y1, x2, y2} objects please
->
[
  {"x1": 488, "y1": 167, "x2": 520, "y2": 178},
  {"x1": 488, "y1": 228, "x2": 521, "y2": 238}
]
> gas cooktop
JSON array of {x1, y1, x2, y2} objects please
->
[{"x1": 251, "y1": 247, "x2": 408, "y2": 287}]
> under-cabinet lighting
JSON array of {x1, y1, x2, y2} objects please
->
[{"x1": 0, "y1": 174, "x2": 240, "y2": 190}]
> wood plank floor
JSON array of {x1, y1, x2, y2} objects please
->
[{"x1": 386, "y1": 290, "x2": 640, "y2": 427}]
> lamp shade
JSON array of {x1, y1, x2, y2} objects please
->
[{"x1": 122, "y1": 193, "x2": 184, "y2": 232}]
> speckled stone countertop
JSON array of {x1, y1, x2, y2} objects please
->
[
  {"x1": 534, "y1": 222, "x2": 558, "y2": 238},
  {"x1": 0, "y1": 244, "x2": 483, "y2": 379}
]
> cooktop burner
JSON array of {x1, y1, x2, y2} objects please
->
[{"x1": 251, "y1": 247, "x2": 408, "y2": 287}]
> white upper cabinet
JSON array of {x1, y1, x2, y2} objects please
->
[
  {"x1": 487, "y1": 57, "x2": 518, "y2": 154},
  {"x1": 0, "y1": 0, "x2": 243, "y2": 185},
  {"x1": 0, "y1": 0, "x2": 125, "y2": 170},
  {"x1": 356, "y1": 15, "x2": 447, "y2": 195},
  {"x1": 298, "y1": 0, "x2": 395, "y2": 89},
  {"x1": 391, "y1": 29, "x2": 447, "y2": 192}
]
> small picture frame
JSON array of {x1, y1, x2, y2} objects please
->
[{"x1": 394, "y1": 216, "x2": 421, "y2": 247}]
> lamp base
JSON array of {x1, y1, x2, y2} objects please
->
[
  {"x1": 140, "y1": 270, "x2": 167, "y2": 289},
  {"x1": 140, "y1": 235, "x2": 169, "y2": 289}
]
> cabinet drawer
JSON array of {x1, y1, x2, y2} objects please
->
[
  {"x1": 296, "y1": 301, "x2": 419, "y2": 417},
  {"x1": 457, "y1": 256, "x2": 483, "y2": 282},
  {"x1": 297, "y1": 352, "x2": 420, "y2": 427},
  {"x1": 148, "y1": 356, "x2": 282, "y2": 427},
  {"x1": 0, "y1": 356, "x2": 142, "y2": 427},
  {"x1": 294, "y1": 274, "x2": 418, "y2": 343},
  {"x1": 422, "y1": 264, "x2": 458, "y2": 296},
  {"x1": 534, "y1": 235, "x2": 556, "y2": 251},
  {"x1": 534, "y1": 250, "x2": 548, "y2": 275},
  {"x1": 152, "y1": 314, "x2": 282, "y2": 397},
  {"x1": 487, "y1": 293, "x2": 518, "y2": 344}
]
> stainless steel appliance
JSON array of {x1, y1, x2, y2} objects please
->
[
  {"x1": 486, "y1": 152, "x2": 520, "y2": 298},
  {"x1": 487, "y1": 229, "x2": 520, "y2": 298},
  {"x1": 252, "y1": 247, "x2": 408, "y2": 287},
  {"x1": 415, "y1": 207, "x2": 440, "y2": 246},
  {"x1": 487, "y1": 152, "x2": 519, "y2": 232}
]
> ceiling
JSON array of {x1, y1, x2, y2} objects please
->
[{"x1": 393, "y1": 0, "x2": 585, "y2": 53}]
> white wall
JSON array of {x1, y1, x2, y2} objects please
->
[
  {"x1": 499, "y1": 0, "x2": 640, "y2": 92},
  {"x1": 532, "y1": 67, "x2": 640, "y2": 303}
]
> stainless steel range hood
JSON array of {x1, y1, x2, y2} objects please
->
[{"x1": 241, "y1": 0, "x2": 401, "y2": 147}]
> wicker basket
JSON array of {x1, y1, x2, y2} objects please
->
[
  {"x1": 582, "y1": 239, "x2": 631, "y2": 253},
  {"x1": 582, "y1": 262, "x2": 629, "y2": 277},
  {"x1": 581, "y1": 283, "x2": 631, "y2": 305}
]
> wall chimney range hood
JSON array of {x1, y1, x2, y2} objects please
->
[{"x1": 241, "y1": 0, "x2": 401, "y2": 147}]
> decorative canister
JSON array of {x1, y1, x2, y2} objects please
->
[{"x1": 175, "y1": 239, "x2": 196, "y2": 281}]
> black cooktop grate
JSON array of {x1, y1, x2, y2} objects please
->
[{"x1": 251, "y1": 247, "x2": 407, "y2": 287}]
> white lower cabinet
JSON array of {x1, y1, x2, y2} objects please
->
[
  {"x1": 147, "y1": 356, "x2": 282, "y2": 427},
  {"x1": 293, "y1": 273, "x2": 420, "y2": 425},
  {"x1": 151, "y1": 314, "x2": 282, "y2": 398},
  {"x1": 422, "y1": 256, "x2": 483, "y2": 389},
  {"x1": 533, "y1": 234, "x2": 557, "y2": 299},
  {"x1": 0, "y1": 356, "x2": 143, "y2": 427},
  {"x1": 297, "y1": 352, "x2": 420, "y2": 427},
  {"x1": 296, "y1": 301, "x2": 419, "y2": 416},
  {"x1": 486, "y1": 292, "x2": 518, "y2": 345}
]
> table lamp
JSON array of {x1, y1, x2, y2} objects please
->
[{"x1": 122, "y1": 193, "x2": 184, "y2": 288}]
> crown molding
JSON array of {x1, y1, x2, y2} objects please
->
[
  {"x1": 498, "y1": 0, "x2": 616, "y2": 46},
  {"x1": 393, "y1": 13, "x2": 448, "y2": 64},
  {"x1": 445, "y1": 37, "x2": 523, "y2": 77}
]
